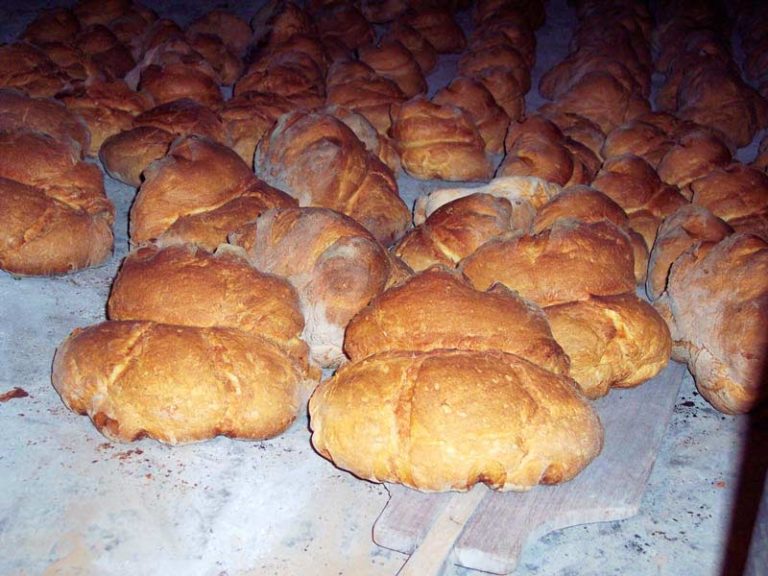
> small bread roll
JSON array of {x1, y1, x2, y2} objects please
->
[
  {"x1": 326, "y1": 59, "x2": 407, "y2": 135},
  {"x1": 52, "y1": 321, "x2": 309, "y2": 444},
  {"x1": 345, "y1": 267, "x2": 571, "y2": 375},
  {"x1": 655, "y1": 234, "x2": 768, "y2": 414},
  {"x1": 646, "y1": 205, "x2": 733, "y2": 301},
  {"x1": 395, "y1": 192, "x2": 536, "y2": 271},
  {"x1": 108, "y1": 243, "x2": 310, "y2": 369},
  {"x1": 460, "y1": 219, "x2": 636, "y2": 307},
  {"x1": 391, "y1": 98, "x2": 492, "y2": 182},
  {"x1": 309, "y1": 349, "x2": 603, "y2": 492},
  {"x1": 402, "y1": 8, "x2": 467, "y2": 53},
  {"x1": 230, "y1": 207, "x2": 404, "y2": 368},
  {"x1": 544, "y1": 293, "x2": 671, "y2": 399},
  {"x1": 359, "y1": 40, "x2": 427, "y2": 98},
  {"x1": 254, "y1": 111, "x2": 410, "y2": 244},
  {"x1": 432, "y1": 77, "x2": 510, "y2": 154}
]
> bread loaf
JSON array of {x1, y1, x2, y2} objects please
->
[
  {"x1": 309, "y1": 349, "x2": 603, "y2": 491},
  {"x1": 654, "y1": 234, "x2": 768, "y2": 414},
  {"x1": 544, "y1": 293, "x2": 671, "y2": 398},
  {"x1": 254, "y1": 111, "x2": 410, "y2": 244},
  {"x1": 359, "y1": 40, "x2": 426, "y2": 98},
  {"x1": 230, "y1": 207, "x2": 405, "y2": 368},
  {"x1": 402, "y1": 8, "x2": 466, "y2": 54},
  {"x1": 657, "y1": 128, "x2": 731, "y2": 188},
  {"x1": 52, "y1": 321, "x2": 309, "y2": 444},
  {"x1": 460, "y1": 219, "x2": 636, "y2": 307},
  {"x1": 345, "y1": 267, "x2": 570, "y2": 375}
]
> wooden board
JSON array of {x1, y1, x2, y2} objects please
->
[{"x1": 373, "y1": 361, "x2": 687, "y2": 574}]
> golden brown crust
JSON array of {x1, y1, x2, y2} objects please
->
[
  {"x1": 316, "y1": 4, "x2": 375, "y2": 50},
  {"x1": 52, "y1": 321, "x2": 308, "y2": 444},
  {"x1": 657, "y1": 128, "x2": 731, "y2": 188},
  {"x1": 345, "y1": 267, "x2": 571, "y2": 375},
  {"x1": 395, "y1": 192, "x2": 535, "y2": 271},
  {"x1": 99, "y1": 126, "x2": 174, "y2": 187},
  {"x1": 544, "y1": 293, "x2": 671, "y2": 399},
  {"x1": 655, "y1": 234, "x2": 768, "y2": 414},
  {"x1": 689, "y1": 164, "x2": 768, "y2": 223},
  {"x1": 0, "y1": 43, "x2": 73, "y2": 98},
  {"x1": 230, "y1": 207, "x2": 396, "y2": 368},
  {"x1": 0, "y1": 176, "x2": 112, "y2": 275},
  {"x1": 602, "y1": 120, "x2": 674, "y2": 167},
  {"x1": 130, "y1": 136, "x2": 255, "y2": 243},
  {"x1": 432, "y1": 77, "x2": 510, "y2": 154},
  {"x1": 646, "y1": 205, "x2": 733, "y2": 300},
  {"x1": 460, "y1": 219, "x2": 636, "y2": 307},
  {"x1": 108, "y1": 243, "x2": 310, "y2": 369},
  {"x1": 254, "y1": 111, "x2": 409, "y2": 244},
  {"x1": 359, "y1": 40, "x2": 426, "y2": 98},
  {"x1": 139, "y1": 61, "x2": 222, "y2": 107},
  {"x1": 391, "y1": 98, "x2": 492, "y2": 182},
  {"x1": 383, "y1": 21, "x2": 437, "y2": 74},
  {"x1": 309, "y1": 349, "x2": 603, "y2": 492}
]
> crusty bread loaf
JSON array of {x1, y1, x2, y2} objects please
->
[
  {"x1": 230, "y1": 207, "x2": 405, "y2": 368},
  {"x1": 0, "y1": 43, "x2": 72, "y2": 98},
  {"x1": 0, "y1": 89, "x2": 90, "y2": 157},
  {"x1": 544, "y1": 293, "x2": 671, "y2": 399},
  {"x1": 457, "y1": 43, "x2": 528, "y2": 119},
  {"x1": 23, "y1": 8, "x2": 80, "y2": 45},
  {"x1": 108, "y1": 243, "x2": 310, "y2": 369},
  {"x1": 383, "y1": 21, "x2": 437, "y2": 74},
  {"x1": 254, "y1": 110, "x2": 410, "y2": 244},
  {"x1": 413, "y1": 175, "x2": 561, "y2": 225},
  {"x1": 361, "y1": 0, "x2": 408, "y2": 23},
  {"x1": 345, "y1": 267, "x2": 570, "y2": 374},
  {"x1": 432, "y1": 77, "x2": 510, "y2": 154},
  {"x1": 602, "y1": 119, "x2": 674, "y2": 167},
  {"x1": 390, "y1": 97, "x2": 492, "y2": 181},
  {"x1": 688, "y1": 163, "x2": 768, "y2": 223},
  {"x1": 52, "y1": 320, "x2": 309, "y2": 444},
  {"x1": 402, "y1": 8, "x2": 467, "y2": 54},
  {"x1": 323, "y1": 105, "x2": 402, "y2": 173},
  {"x1": 0, "y1": 176, "x2": 112, "y2": 276},
  {"x1": 309, "y1": 349, "x2": 603, "y2": 492},
  {"x1": 315, "y1": 4, "x2": 375, "y2": 50},
  {"x1": 654, "y1": 234, "x2": 768, "y2": 414},
  {"x1": 540, "y1": 109, "x2": 606, "y2": 159},
  {"x1": 187, "y1": 9, "x2": 252, "y2": 56},
  {"x1": 187, "y1": 32, "x2": 243, "y2": 86},
  {"x1": 395, "y1": 192, "x2": 536, "y2": 271},
  {"x1": 359, "y1": 40, "x2": 426, "y2": 98},
  {"x1": 99, "y1": 126, "x2": 174, "y2": 186},
  {"x1": 460, "y1": 219, "x2": 636, "y2": 307},
  {"x1": 130, "y1": 139, "x2": 295, "y2": 250},
  {"x1": 138, "y1": 60, "x2": 223, "y2": 107},
  {"x1": 646, "y1": 205, "x2": 733, "y2": 300},
  {"x1": 657, "y1": 128, "x2": 731, "y2": 188}
]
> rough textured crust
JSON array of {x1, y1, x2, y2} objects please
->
[
  {"x1": 602, "y1": 120, "x2": 674, "y2": 167},
  {"x1": 131, "y1": 136, "x2": 255, "y2": 243},
  {"x1": 99, "y1": 126, "x2": 174, "y2": 187},
  {"x1": 230, "y1": 207, "x2": 401, "y2": 368},
  {"x1": 345, "y1": 267, "x2": 570, "y2": 375},
  {"x1": 657, "y1": 128, "x2": 731, "y2": 188},
  {"x1": 359, "y1": 40, "x2": 426, "y2": 98},
  {"x1": 432, "y1": 76, "x2": 510, "y2": 154},
  {"x1": 402, "y1": 8, "x2": 467, "y2": 54},
  {"x1": 391, "y1": 97, "x2": 492, "y2": 181},
  {"x1": 688, "y1": 163, "x2": 768, "y2": 223},
  {"x1": 544, "y1": 293, "x2": 671, "y2": 399},
  {"x1": 654, "y1": 234, "x2": 768, "y2": 414},
  {"x1": 460, "y1": 219, "x2": 636, "y2": 307},
  {"x1": 108, "y1": 243, "x2": 310, "y2": 371},
  {"x1": 309, "y1": 349, "x2": 603, "y2": 492},
  {"x1": 52, "y1": 321, "x2": 308, "y2": 444},
  {"x1": 646, "y1": 205, "x2": 733, "y2": 300},
  {"x1": 413, "y1": 175, "x2": 561, "y2": 225},
  {"x1": 395, "y1": 192, "x2": 536, "y2": 271},
  {"x1": 383, "y1": 21, "x2": 437, "y2": 74},
  {"x1": 0, "y1": 176, "x2": 113, "y2": 276},
  {"x1": 254, "y1": 110, "x2": 410, "y2": 245},
  {"x1": 187, "y1": 9, "x2": 252, "y2": 56}
]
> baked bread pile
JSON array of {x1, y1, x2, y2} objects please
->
[
  {"x1": 4, "y1": 0, "x2": 756, "y2": 492},
  {"x1": 53, "y1": 243, "x2": 315, "y2": 444},
  {"x1": 737, "y1": 6, "x2": 768, "y2": 102}
]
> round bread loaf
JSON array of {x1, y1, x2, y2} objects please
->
[
  {"x1": 309, "y1": 349, "x2": 603, "y2": 492},
  {"x1": 544, "y1": 293, "x2": 671, "y2": 399},
  {"x1": 187, "y1": 9, "x2": 252, "y2": 56},
  {"x1": 108, "y1": 243, "x2": 311, "y2": 371},
  {"x1": 345, "y1": 267, "x2": 570, "y2": 375},
  {"x1": 654, "y1": 234, "x2": 768, "y2": 414},
  {"x1": 460, "y1": 219, "x2": 636, "y2": 307},
  {"x1": 391, "y1": 98, "x2": 493, "y2": 181},
  {"x1": 689, "y1": 163, "x2": 768, "y2": 223},
  {"x1": 230, "y1": 207, "x2": 406, "y2": 368},
  {"x1": 359, "y1": 40, "x2": 426, "y2": 98},
  {"x1": 254, "y1": 111, "x2": 410, "y2": 245},
  {"x1": 657, "y1": 128, "x2": 731, "y2": 188},
  {"x1": 52, "y1": 321, "x2": 309, "y2": 444}
]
